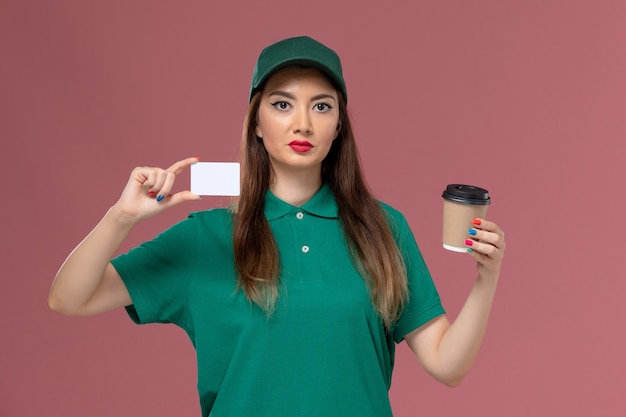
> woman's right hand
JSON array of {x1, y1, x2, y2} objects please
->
[
  {"x1": 112, "y1": 156, "x2": 201, "y2": 225},
  {"x1": 49, "y1": 156, "x2": 201, "y2": 316}
]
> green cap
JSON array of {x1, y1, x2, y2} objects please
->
[{"x1": 249, "y1": 36, "x2": 347, "y2": 102}]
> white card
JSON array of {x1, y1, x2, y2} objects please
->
[{"x1": 190, "y1": 162, "x2": 240, "y2": 196}]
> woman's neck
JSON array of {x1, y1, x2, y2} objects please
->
[{"x1": 269, "y1": 169, "x2": 323, "y2": 207}]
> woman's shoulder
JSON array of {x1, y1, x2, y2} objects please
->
[
  {"x1": 152, "y1": 207, "x2": 233, "y2": 247},
  {"x1": 375, "y1": 200, "x2": 411, "y2": 236},
  {"x1": 188, "y1": 206, "x2": 234, "y2": 224},
  {"x1": 156, "y1": 207, "x2": 232, "y2": 237},
  {"x1": 188, "y1": 206, "x2": 234, "y2": 221},
  {"x1": 377, "y1": 200, "x2": 406, "y2": 222}
]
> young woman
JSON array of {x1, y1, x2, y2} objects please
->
[{"x1": 49, "y1": 36, "x2": 506, "y2": 417}]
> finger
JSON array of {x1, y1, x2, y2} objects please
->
[
  {"x1": 150, "y1": 171, "x2": 176, "y2": 201},
  {"x1": 467, "y1": 246, "x2": 489, "y2": 263},
  {"x1": 467, "y1": 247, "x2": 501, "y2": 270},
  {"x1": 466, "y1": 238, "x2": 498, "y2": 257},
  {"x1": 472, "y1": 218, "x2": 501, "y2": 234},
  {"x1": 155, "y1": 171, "x2": 176, "y2": 202},
  {"x1": 468, "y1": 228, "x2": 503, "y2": 250},
  {"x1": 162, "y1": 190, "x2": 201, "y2": 207},
  {"x1": 472, "y1": 219, "x2": 504, "y2": 244},
  {"x1": 146, "y1": 170, "x2": 169, "y2": 195},
  {"x1": 138, "y1": 169, "x2": 159, "y2": 190},
  {"x1": 166, "y1": 156, "x2": 200, "y2": 175}
]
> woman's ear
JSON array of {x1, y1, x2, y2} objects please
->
[{"x1": 255, "y1": 125, "x2": 263, "y2": 139}]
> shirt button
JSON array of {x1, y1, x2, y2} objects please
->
[
  {"x1": 301, "y1": 245, "x2": 310, "y2": 253},
  {"x1": 296, "y1": 212, "x2": 304, "y2": 220}
]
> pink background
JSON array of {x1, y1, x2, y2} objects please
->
[{"x1": 1, "y1": 1, "x2": 625, "y2": 416}]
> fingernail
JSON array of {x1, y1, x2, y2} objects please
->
[
  {"x1": 472, "y1": 218, "x2": 482, "y2": 225},
  {"x1": 468, "y1": 228, "x2": 477, "y2": 236},
  {"x1": 156, "y1": 195, "x2": 164, "y2": 202},
  {"x1": 148, "y1": 191, "x2": 156, "y2": 195},
  {"x1": 467, "y1": 247, "x2": 473, "y2": 253},
  {"x1": 465, "y1": 239, "x2": 474, "y2": 246}
]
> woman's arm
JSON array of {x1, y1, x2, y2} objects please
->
[
  {"x1": 48, "y1": 157, "x2": 200, "y2": 316},
  {"x1": 404, "y1": 218, "x2": 505, "y2": 387}
]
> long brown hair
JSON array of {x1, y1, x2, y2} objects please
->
[{"x1": 232, "y1": 82, "x2": 408, "y2": 330}]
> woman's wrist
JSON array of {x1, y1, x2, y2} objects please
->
[{"x1": 106, "y1": 205, "x2": 143, "y2": 230}]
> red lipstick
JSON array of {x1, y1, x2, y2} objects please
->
[{"x1": 289, "y1": 140, "x2": 313, "y2": 153}]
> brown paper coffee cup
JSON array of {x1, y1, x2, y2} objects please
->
[{"x1": 442, "y1": 184, "x2": 490, "y2": 252}]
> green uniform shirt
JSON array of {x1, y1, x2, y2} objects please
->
[{"x1": 112, "y1": 183, "x2": 445, "y2": 417}]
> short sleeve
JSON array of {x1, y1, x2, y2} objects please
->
[
  {"x1": 111, "y1": 214, "x2": 198, "y2": 328},
  {"x1": 386, "y1": 209, "x2": 446, "y2": 343}
]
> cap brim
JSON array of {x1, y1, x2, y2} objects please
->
[{"x1": 250, "y1": 58, "x2": 346, "y2": 100}]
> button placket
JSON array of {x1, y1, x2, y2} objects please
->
[{"x1": 294, "y1": 211, "x2": 309, "y2": 255}]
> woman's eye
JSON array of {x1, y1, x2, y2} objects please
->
[
  {"x1": 271, "y1": 101, "x2": 290, "y2": 110},
  {"x1": 314, "y1": 103, "x2": 332, "y2": 112}
]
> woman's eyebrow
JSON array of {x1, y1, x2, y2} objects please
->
[
  {"x1": 268, "y1": 91, "x2": 337, "y2": 102},
  {"x1": 268, "y1": 91, "x2": 296, "y2": 100},
  {"x1": 310, "y1": 93, "x2": 336, "y2": 102}
]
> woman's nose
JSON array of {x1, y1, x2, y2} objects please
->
[{"x1": 291, "y1": 107, "x2": 313, "y2": 135}]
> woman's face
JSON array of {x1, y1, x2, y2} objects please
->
[{"x1": 255, "y1": 67, "x2": 341, "y2": 178}]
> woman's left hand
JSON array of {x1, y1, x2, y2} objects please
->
[{"x1": 466, "y1": 218, "x2": 506, "y2": 281}]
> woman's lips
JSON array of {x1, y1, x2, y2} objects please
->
[{"x1": 289, "y1": 140, "x2": 313, "y2": 153}]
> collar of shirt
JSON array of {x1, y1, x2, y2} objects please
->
[{"x1": 264, "y1": 183, "x2": 339, "y2": 221}]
